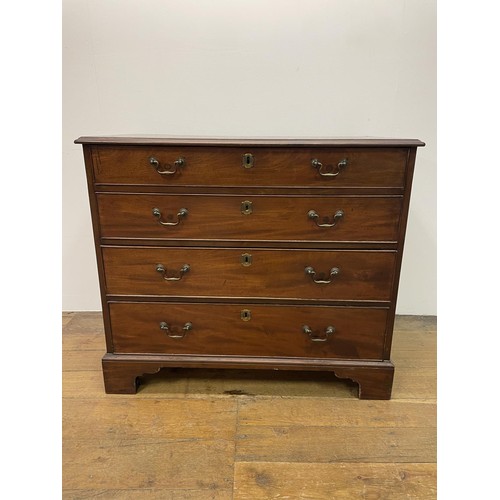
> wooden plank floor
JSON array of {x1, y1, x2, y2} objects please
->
[{"x1": 62, "y1": 313, "x2": 436, "y2": 499}]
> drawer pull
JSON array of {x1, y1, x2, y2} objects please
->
[
  {"x1": 152, "y1": 207, "x2": 188, "y2": 226},
  {"x1": 308, "y1": 209, "x2": 344, "y2": 227},
  {"x1": 311, "y1": 158, "x2": 348, "y2": 177},
  {"x1": 156, "y1": 263, "x2": 190, "y2": 281},
  {"x1": 160, "y1": 321, "x2": 192, "y2": 339},
  {"x1": 305, "y1": 266, "x2": 340, "y2": 284},
  {"x1": 303, "y1": 325, "x2": 335, "y2": 342},
  {"x1": 149, "y1": 156, "x2": 185, "y2": 175}
]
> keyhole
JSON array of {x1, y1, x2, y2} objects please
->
[
  {"x1": 241, "y1": 200, "x2": 253, "y2": 214},
  {"x1": 241, "y1": 309, "x2": 252, "y2": 321},
  {"x1": 241, "y1": 253, "x2": 252, "y2": 266},
  {"x1": 243, "y1": 153, "x2": 254, "y2": 168}
]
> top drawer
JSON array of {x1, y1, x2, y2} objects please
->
[{"x1": 91, "y1": 146, "x2": 408, "y2": 189}]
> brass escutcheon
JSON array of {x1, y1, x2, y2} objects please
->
[
  {"x1": 241, "y1": 309, "x2": 252, "y2": 321},
  {"x1": 241, "y1": 253, "x2": 252, "y2": 266},
  {"x1": 241, "y1": 200, "x2": 253, "y2": 215},
  {"x1": 242, "y1": 153, "x2": 254, "y2": 168}
]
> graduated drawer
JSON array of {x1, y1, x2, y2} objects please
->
[
  {"x1": 97, "y1": 193, "x2": 402, "y2": 243},
  {"x1": 92, "y1": 146, "x2": 408, "y2": 188},
  {"x1": 102, "y1": 247, "x2": 396, "y2": 301},
  {"x1": 109, "y1": 302, "x2": 388, "y2": 359}
]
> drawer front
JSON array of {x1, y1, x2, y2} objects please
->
[
  {"x1": 102, "y1": 247, "x2": 396, "y2": 301},
  {"x1": 92, "y1": 146, "x2": 407, "y2": 188},
  {"x1": 97, "y1": 194, "x2": 402, "y2": 243},
  {"x1": 109, "y1": 302, "x2": 388, "y2": 359}
]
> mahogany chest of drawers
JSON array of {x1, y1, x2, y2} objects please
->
[{"x1": 76, "y1": 136, "x2": 424, "y2": 399}]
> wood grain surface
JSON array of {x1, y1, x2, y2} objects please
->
[
  {"x1": 102, "y1": 247, "x2": 396, "y2": 301},
  {"x1": 108, "y1": 302, "x2": 388, "y2": 358},
  {"x1": 75, "y1": 136, "x2": 425, "y2": 147},
  {"x1": 234, "y1": 462, "x2": 436, "y2": 499},
  {"x1": 97, "y1": 193, "x2": 402, "y2": 243},
  {"x1": 62, "y1": 313, "x2": 436, "y2": 499},
  {"x1": 90, "y1": 145, "x2": 408, "y2": 188}
]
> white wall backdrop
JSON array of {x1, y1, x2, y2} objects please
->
[{"x1": 62, "y1": 0, "x2": 436, "y2": 314}]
